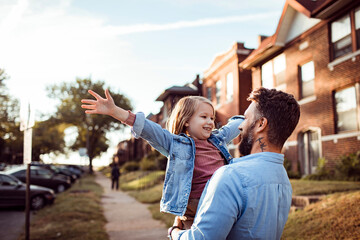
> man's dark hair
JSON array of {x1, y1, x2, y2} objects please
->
[{"x1": 247, "y1": 87, "x2": 300, "y2": 148}]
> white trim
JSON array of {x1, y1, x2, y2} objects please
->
[
  {"x1": 328, "y1": 49, "x2": 360, "y2": 71},
  {"x1": 298, "y1": 95, "x2": 317, "y2": 105},
  {"x1": 321, "y1": 131, "x2": 360, "y2": 142}
]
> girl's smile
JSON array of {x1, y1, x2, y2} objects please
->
[{"x1": 185, "y1": 102, "x2": 215, "y2": 140}]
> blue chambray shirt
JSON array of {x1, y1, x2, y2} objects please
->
[
  {"x1": 131, "y1": 112, "x2": 244, "y2": 216},
  {"x1": 177, "y1": 152, "x2": 292, "y2": 240}
]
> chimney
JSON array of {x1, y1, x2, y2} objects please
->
[{"x1": 258, "y1": 35, "x2": 268, "y2": 47}]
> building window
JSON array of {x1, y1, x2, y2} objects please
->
[
  {"x1": 356, "y1": 7, "x2": 360, "y2": 49},
  {"x1": 216, "y1": 80, "x2": 221, "y2": 105},
  {"x1": 335, "y1": 85, "x2": 359, "y2": 132},
  {"x1": 261, "y1": 53, "x2": 286, "y2": 88},
  {"x1": 206, "y1": 87, "x2": 212, "y2": 101},
  {"x1": 273, "y1": 54, "x2": 286, "y2": 86},
  {"x1": 300, "y1": 61, "x2": 315, "y2": 98},
  {"x1": 261, "y1": 61, "x2": 274, "y2": 88},
  {"x1": 330, "y1": 7, "x2": 360, "y2": 60},
  {"x1": 226, "y1": 72, "x2": 233, "y2": 102}
]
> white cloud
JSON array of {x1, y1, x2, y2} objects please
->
[{"x1": 106, "y1": 12, "x2": 280, "y2": 35}]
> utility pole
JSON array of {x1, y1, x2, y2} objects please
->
[{"x1": 20, "y1": 99, "x2": 35, "y2": 240}]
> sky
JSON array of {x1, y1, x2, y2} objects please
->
[{"x1": 0, "y1": 0, "x2": 286, "y2": 166}]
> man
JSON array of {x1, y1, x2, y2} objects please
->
[{"x1": 168, "y1": 87, "x2": 300, "y2": 240}]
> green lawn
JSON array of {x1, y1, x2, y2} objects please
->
[
  {"x1": 19, "y1": 174, "x2": 108, "y2": 240},
  {"x1": 290, "y1": 179, "x2": 360, "y2": 195}
]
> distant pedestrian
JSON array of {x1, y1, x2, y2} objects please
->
[
  {"x1": 81, "y1": 89, "x2": 243, "y2": 229},
  {"x1": 111, "y1": 164, "x2": 120, "y2": 190}
]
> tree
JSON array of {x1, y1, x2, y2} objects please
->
[
  {"x1": 47, "y1": 78, "x2": 132, "y2": 173},
  {"x1": 31, "y1": 117, "x2": 66, "y2": 162},
  {"x1": 0, "y1": 69, "x2": 23, "y2": 164}
]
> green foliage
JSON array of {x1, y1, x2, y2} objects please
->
[
  {"x1": 283, "y1": 158, "x2": 301, "y2": 179},
  {"x1": 139, "y1": 150, "x2": 167, "y2": 171},
  {"x1": 0, "y1": 69, "x2": 23, "y2": 163},
  {"x1": 303, "y1": 157, "x2": 331, "y2": 180},
  {"x1": 121, "y1": 161, "x2": 140, "y2": 173},
  {"x1": 140, "y1": 157, "x2": 157, "y2": 171},
  {"x1": 46, "y1": 78, "x2": 132, "y2": 172},
  {"x1": 335, "y1": 151, "x2": 360, "y2": 181},
  {"x1": 120, "y1": 171, "x2": 164, "y2": 191},
  {"x1": 32, "y1": 117, "x2": 66, "y2": 161}
]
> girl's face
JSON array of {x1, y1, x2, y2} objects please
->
[{"x1": 185, "y1": 102, "x2": 215, "y2": 140}]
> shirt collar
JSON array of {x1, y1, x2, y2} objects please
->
[{"x1": 230, "y1": 152, "x2": 284, "y2": 165}]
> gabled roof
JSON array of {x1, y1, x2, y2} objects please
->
[
  {"x1": 240, "y1": 0, "x2": 352, "y2": 69},
  {"x1": 155, "y1": 85, "x2": 198, "y2": 102}
]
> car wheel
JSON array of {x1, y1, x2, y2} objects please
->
[
  {"x1": 57, "y1": 184, "x2": 65, "y2": 193},
  {"x1": 31, "y1": 195, "x2": 45, "y2": 210}
]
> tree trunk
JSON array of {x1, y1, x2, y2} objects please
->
[{"x1": 89, "y1": 156, "x2": 93, "y2": 174}]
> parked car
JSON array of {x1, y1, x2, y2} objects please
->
[
  {"x1": 5, "y1": 166, "x2": 71, "y2": 193},
  {"x1": 31, "y1": 163, "x2": 77, "y2": 183},
  {"x1": 0, "y1": 173, "x2": 55, "y2": 210}
]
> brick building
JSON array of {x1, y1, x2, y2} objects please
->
[
  {"x1": 203, "y1": 42, "x2": 253, "y2": 157},
  {"x1": 240, "y1": 0, "x2": 360, "y2": 175}
]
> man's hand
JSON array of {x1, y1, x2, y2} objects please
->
[{"x1": 168, "y1": 216, "x2": 183, "y2": 239}]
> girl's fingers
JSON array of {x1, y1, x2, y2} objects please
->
[
  {"x1": 85, "y1": 110, "x2": 97, "y2": 114},
  {"x1": 81, "y1": 104, "x2": 96, "y2": 109},
  {"x1": 88, "y1": 90, "x2": 102, "y2": 100},
  {"x1": 81, "y1": 99, "x2": 97, "y2": 104},
  {"x1": 105, "y1": 89, "x2": 113, "y2": 100}
]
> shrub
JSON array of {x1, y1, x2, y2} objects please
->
[
  {"x1": 284, "y1": 158, "x2": 301, "y2": 179},
  {"x1": 140, "y1": 157, "x2": 157, "y2": 171},
  {"x1": 335, "y1": 151, "x2": 360, "y2": 181},
  {"x1": 303, "y1": 157, "x2": 332, "y2": 180},
  {"x1": 121, "y1": 161, "x2": 140, "y2": 173}
]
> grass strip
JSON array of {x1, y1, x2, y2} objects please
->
[
  {"x1": 121, "y1": 171, "x2": 165, "y2": 191},
  {"x1": 290, "y1": 179, "x2": 360, "y2": 195},
  {"x1": 19, "y1": 174, "x2": 108, "y2": 240},
  {"x1": 282, "y1": 190, "x2": 360, "y2": 239}
]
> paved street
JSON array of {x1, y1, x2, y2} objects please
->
[
  {"x1": 0, "y1": 207, "x2": 33, "y2": 240},
  {"x1": 95, "y1": 172, "x2": 168, "y2": 240}
]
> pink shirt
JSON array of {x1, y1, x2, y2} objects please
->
[{"x1": 189, "y1": 139, "x2": 225, "y2": 199}]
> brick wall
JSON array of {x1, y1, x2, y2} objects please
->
[{"x1": 280, "y1": 23, "x2": 360, "y2": 173}]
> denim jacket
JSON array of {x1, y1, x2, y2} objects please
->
[{"x1": 131, "y1": 112, "x2": 244, "y2": 216}]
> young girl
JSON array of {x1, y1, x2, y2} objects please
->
[{"x1": 81, "y1": 89, "x2": 244, "y2": 229}]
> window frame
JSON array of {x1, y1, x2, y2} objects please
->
[
  {"x1": 226, "y1": 72, "x2": 234, "y2": 102},
  {"x1": 299, "y1": 60, "x2": 315, "y2": 99},
  {"x1": 333, "y1": 83, "x2": 360, "y2": 133},
  {"x1": 330, "y1": 7, "x2": 360, "y2": 60},
  {"x1": 215, "y1": 80, "x2": 221, "y2": 106},
  {"x1": 260, "y1": 53, "x2": 286, "y2": 89}
]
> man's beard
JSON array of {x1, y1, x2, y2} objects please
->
[{"x1": 239, "y1": 122, "x2": 256, "y2": 156}]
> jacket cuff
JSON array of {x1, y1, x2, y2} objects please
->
[{"x1": 131, "y1": 112, "x2": 146, "y2": 139}]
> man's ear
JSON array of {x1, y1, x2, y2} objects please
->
[
  {"x1": 185, "y1": 122, "x2": 189, "y2": 127},
  {"x1": 256, "y1": 117, "x2": 268, "y2": 133}
]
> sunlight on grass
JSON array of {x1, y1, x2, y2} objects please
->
[
  {"x1": 290, "y1": 179, "x2": 360, "y2": 195},
  {"x1": 19, "y1": 175, "x2": 108, "y2": 240},
  {"x1": 282, "y1": 191, "x2": 360, "y2": 239}
]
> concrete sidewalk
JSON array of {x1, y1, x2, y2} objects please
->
[{"x1": 95, "y1": 172, "x2": 168, "y2": 240}]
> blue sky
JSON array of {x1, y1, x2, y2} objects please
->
[{"x1": 0, "y1": 0, "x2": 285, "y2": 164}]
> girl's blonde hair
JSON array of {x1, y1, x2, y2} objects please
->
[{"x1": 166, "y1": 96, "x2": 215, "y2": 135}]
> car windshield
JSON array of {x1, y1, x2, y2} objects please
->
[{"x1": 0, "y1": 174, "x2": 21, "y2": 186}]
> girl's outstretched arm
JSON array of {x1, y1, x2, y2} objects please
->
[{"x1": 81, "y1": 89, "x2": 129, "y2": 122}]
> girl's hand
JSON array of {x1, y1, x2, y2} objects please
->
[{"x1": 81, "y1": 89, "x2": 116, "y2": 116}]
